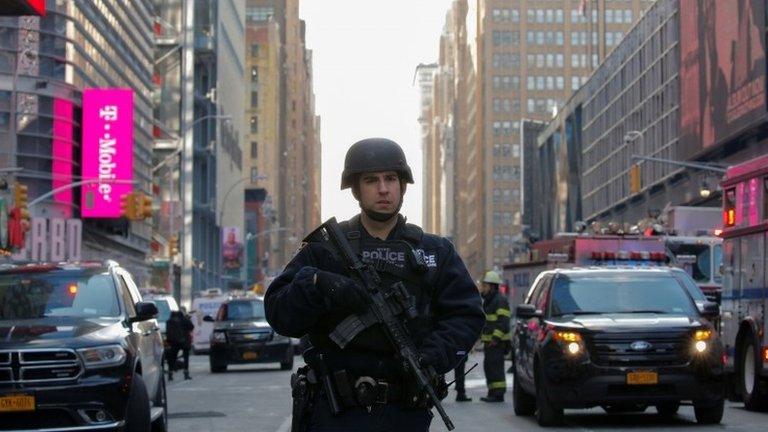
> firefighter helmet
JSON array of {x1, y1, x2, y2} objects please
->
[{"x1": 483, "y1": 270, "x2": 503, "y2": 285}]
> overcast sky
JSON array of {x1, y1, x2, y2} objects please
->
[{"x1": 299, "y1": 0, "x2": 454, "y2": 226}]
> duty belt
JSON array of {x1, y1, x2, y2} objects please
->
[{"x1": 316, "y1": 368, "x2": 408, "y2": 411}]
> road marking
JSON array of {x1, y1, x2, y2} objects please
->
[{"x1": 275, "y1": 415, "x2": 292, "y2": 432}]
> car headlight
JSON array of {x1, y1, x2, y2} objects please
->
[
  {"x1": 77, "y1": 345, "x2": 127, "y2": 369},
  {"x1": 693, "y1": 329, "x2": 713, "y2": 354},
  {"x1": 212, "y1": 331, "x2": 226, "y2": 343},
  {"x1": 552, "y1": 330, "x2": 584, "y2": 356}
]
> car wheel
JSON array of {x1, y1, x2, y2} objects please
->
[
  {"x1": 693, "y1": 398, "x2": 724, "y2": 424},
  {"x1": 535, "y1": 367, "x2": 563, "y2": 427},
  {"x1": 125, "y1": 374, "x2": 151, "y2": 432},
  {"x1": 280, "y1": 347, "x2": 294, "y2": 370},
  {"x1": 210, "y1": 357, "x2": 227, "y2": 373},
  {"x1": 151, "y1": 374, "x2": 168, "y2": 432},
  {"x1": 512, "y1": 368, "x2": 536, "y2": 416},
  {"x1": 655, "y1": 402, "x2": 679, "y2": 417},
  {"x1": 739, "y1": 336, "x2": 768, "y2": 410}
]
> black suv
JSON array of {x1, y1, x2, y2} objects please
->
[
  {"x1": 205, "y1": 296, "x2": 293, "y2": 372},
  {"x1": 0, "y1": 262, "x2": 167, "y2": 431},
  {"x1": 512, "y1": 267, "x2": 724, "y2": 426}
]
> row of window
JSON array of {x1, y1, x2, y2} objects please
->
[
  {"x1": 571, "y1": 53, "x2": 600, "y2": 69},
  {"x1": 605, "y1": 9, "x2": 633, "y2": 24},
  {"x1": 527, "y1": 31, "x2": 565, "y2": 46},
  {"x1": 527, "y1": 75, "x2": 566, "y2": 91},
  {"x1": 493, "y1": 31, "x2": 520, "y2": 46},
  {"x1": 526, "y1": 98, "x2": 565, "y2": 115},
  {"x1": 493, "y1": 212, "x2": 515, "y2": 227},
  {"x1": 492, "y1": 121, "x2": 521, "y2": 137},
  {"x1": 245, "y1": 6, "x2": 273, "y2": 22},
  {"x1": 492, "y1": 98, "x2": 521, "y2": 113},
  {"x1": 492, "y1": 188, "x2": 521, "y2": 203},
  {"x1": 605, "y1": 32, "x2": 626, "y2": 47},
  {"x1": 492, "y1": 165, "x2": 522, "y2": 181},
  {"x1": 526, "y1": 53, "x2": 565, "y2": 69},
  {"x1": 493, "y1": 143, "x2": 521, "y2": 158},
  {"x1": 492, "y1": 6, "x2": 634, "y2": 26},
  {"x1": 491, "y1": 8, "x2": 520, "y2": 23},
  {"x1": 492, "y1": 53, "x2": 521, "y2": 68},
  {"x1": 571, "y1": 31, "x2": 599, "y2": 46},
  {"x1": 492, "y1": 75, "x2": 521, "y2": 90}
]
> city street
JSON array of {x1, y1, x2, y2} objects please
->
[{"x1": 167, "y1": 353, "x2": 768, "y2": 432}]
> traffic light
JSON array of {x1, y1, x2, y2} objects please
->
[
  {"x1": 136, "y1": 192, "x2": 153, "y2": 220},
  {"x1": 120, "y1": 192, "x2": 137, "y2": 219},
  {"x1": 13, "y1": 183, "x2": 28, "y2": 210},
  {"x1": 629, "y1": 164, "x2": 642, "y2": 194},
  {"x1": 168, "y1": 235, "x2": 179, "y2": 258}
]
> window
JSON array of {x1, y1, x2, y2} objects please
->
[
  {"x1": 555, "y1": 9, "x2": 564, "y2": 23},
  {"x1": 606, "y1": 9, "x2": 614, "y2": 23},
  {"x1": 250, "y1": 167, "x2": 259, "y2": 183},
  {"x1": 537, "y1": 9, "x2": 545, "y2": 23},
  {"x1": 246, "y1": 6, "x2": 273, "y2": 22},
  {"x1": 556, "y1": 32, "x2": 564, "y2": 46},
  {"x1": 625, "y1": 10, "x2": 633, "y2": 23},
  {"x1": 250, "y1": 141, "x2": 258, "y2": 158},
  {"x1": 250, "y1": 43, "x2": 259, "y2": 57},
  {"x1": 512, "y1": 144, "x2": 520, "y2": 158},
  {"x1": 527, "y1": 76, "x2": 535, "y2": 90},
  {"x1": 251, "y1": 66, "x2": 258, "y2": 83},
  {"x1": 250, "y1": 116, "x2": 258, "y2": 133},
  {"x1": 606, "y1": 32, "x2": 614, "y2": 46},
  {"x1": 251, "y1": 91, "x2": 258, "y2": 107},
  {"x1": 527, "y1": 98, "x2": 535, "y2": 113},
  {"x1": 556, "y1": 76, "x2": 564, "y2": 90}
]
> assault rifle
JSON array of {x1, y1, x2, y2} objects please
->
[{"x1": 312, "y1": 218, "x2": 455, "y2": 431}]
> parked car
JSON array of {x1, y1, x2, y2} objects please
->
[
  {"x1": 512, "y1": 267, "x2": 724, "y2": 426},
  {"x1": 205, "y1": 296, "x2": 293, "y2": 372},
  {"x1": 0, "y1": 261, "x2": 167, "y2": 431}
]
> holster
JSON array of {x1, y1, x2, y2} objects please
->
[{"x1": 290, "y1": 366, "x2": 315, "y2": 432}]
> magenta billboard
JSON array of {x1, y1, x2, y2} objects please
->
[
  {"x1": 80, "y1": 88, "x2": 133, "y2": 218},
  {"x1": 52, "y1": 98, "x2": 73, "y2": 218}
]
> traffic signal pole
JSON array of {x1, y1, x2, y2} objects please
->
[{"x1": 26, "y1": 179, "x2": 139, "y2": 208}]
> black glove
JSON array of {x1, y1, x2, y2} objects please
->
[{"x1": 314, "y1": 270, "x2": 369, "y2": 314}]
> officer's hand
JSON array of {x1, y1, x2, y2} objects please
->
[{"x1": 314, "y1": 270, "x2": 369, "y2": 314}]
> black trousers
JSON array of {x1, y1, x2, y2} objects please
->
[
  {"x1": 483, "y1": 343, "x2": 506, "y2": 397},
  {"x1": 167, "y1": 343, "x2": 190, "y2": 373},
  {"x1": 308, "y1": 393, "x2": 432, "y2": 432},
  {"x1": 454, "y1": 357, "x2": 467, "y2": 396}
]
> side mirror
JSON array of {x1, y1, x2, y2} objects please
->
[
  {"x1": 133, "y1": 302, "x2": 158, "y2": 322},
  {"x1": 699, "y1": 301, "x2": 720, "y2": 319},
  {"x1": 203, "y1": 315, "x2": 215, "y2": 322},
  {"x1": 516, "y1": 304, "x2": 541, "y2": 319}
]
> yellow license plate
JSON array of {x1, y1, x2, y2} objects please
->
[
  {"x1": 627, "y1": 371, "x2": 658, "y2": 385},
  {"x1": 0, "y1": 395, "x2": 35, "y2": 412},
  {"x1": 242, "y1": 351, "x2": 258, "y2": 360}
]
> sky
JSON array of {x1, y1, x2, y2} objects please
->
[{"x1": 299, "y1": 0, "x2": 454, "y2": 226}]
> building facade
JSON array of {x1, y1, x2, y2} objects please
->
[
  {"x1": 536, "y1": 0, "x2": 768, "y2": 238},
  {"x1": 0, "y1": 1, "x2": 155, "y2": 280}
]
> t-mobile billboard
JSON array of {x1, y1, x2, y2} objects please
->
[
  {"x1": 679, "y1": 0, "x2": 767, "y2": 158},
  {"x1": 81, "y1": 89, "x2": 133, "y2": 218}
]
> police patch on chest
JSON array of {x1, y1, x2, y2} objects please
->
[
  {"x1": 362, "y1": 247, "x2": 408, "y2": 266},
  {"x1": 415, "y1": 249, "x2": 438, "y2": 268}
]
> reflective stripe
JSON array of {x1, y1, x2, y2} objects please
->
[
  {"x1": 486, "y1": 313, "x2": 498, "y2": 322},
  {"x1": 492, "y1": 329, "x2": 511, "y2": 340},
  {"x1": 488, "y1": 381, "x2": 507, "y2": 390},
  {"x1": 496, "y1": 308, "x2": 511, "y2": 317},
  {"x1": 480, "y1": 334, "x2": 493, "y2": 342}
]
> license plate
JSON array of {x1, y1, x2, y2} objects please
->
[
  {"x1": 626, "y1": 371, "x2": 658, "y2": 385},
  {"x1": 0, "y1": 395, "x2": 35, "y2": 412},
  {"x1": 242, "y1": 351, "x2": 259, "y2": 360}
]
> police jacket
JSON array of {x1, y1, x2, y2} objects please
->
[
  {"x1": 265, "y1": 215, "x2": 484, "y2": 377},
  {"x1": 480, "y1": 289, "x2": 511, "y2": 344}
]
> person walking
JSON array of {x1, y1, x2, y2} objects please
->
[{"x1": 166, "y1": 306, "x2": 194, "y2": 381}]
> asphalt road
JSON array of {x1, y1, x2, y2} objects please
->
[{"x1": 167, "y1": 353, "x2": 768, "y2": 432}]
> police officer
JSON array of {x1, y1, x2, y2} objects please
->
[
  {"x1": 479, "y1": 270, "x2": 511, "y2": 402},
  {"x1": 265, "y1": 138, "x2": 484, "y2": 432}
]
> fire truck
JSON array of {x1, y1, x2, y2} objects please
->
[
  {"x1": 719, "y1": 154, "x2": 768, "y2": 410},
  {"x1": 503, "y1": 233, "x2": 668, "y2": 312}
]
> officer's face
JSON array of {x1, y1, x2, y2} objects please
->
[{"x1": 357, "y1": 171, "x2": 402, "y2": 215}]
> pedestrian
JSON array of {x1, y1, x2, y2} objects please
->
[
  {"x1": 479, "y1": 270, "x2": 511, "y2": 403},
  {"x1": 265, "y1": 138, "x2": 485, "y2": 432},
  {"x1": 166, "y1": 306, "x2": 194, "y2": 381}
]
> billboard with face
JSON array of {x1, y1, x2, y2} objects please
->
[
  {"x1": 222, "y1": 227, "x2": 243, "y2": 270},
  {"x1": 679, "y1": 0, "x2": 767, "y2": 158},
  {"x1": 80, "y1": 89, "x2": 133, "y2": 218}
]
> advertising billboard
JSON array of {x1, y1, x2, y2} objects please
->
[
  {"x1": 80, "y1": 89, "x2": 133, "y2": 218},
  {"x1": 52, "y1": 98, "x2": 73, "y2": 217},
  {"x1": 222, "y1": 227, "x2": 244, "y2": 271},
  {"x1": 679, "y1": 0, "x2": 767, "y2": 158}
]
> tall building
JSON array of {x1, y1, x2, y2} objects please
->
[
  {"x1": 0, "y1": 1, "x2": 155, "y2": 280},
  {"x1": 537, "y1": 0, "x2": 768, "y2": 232},
  {"x1": 246, "y1": 0, "x2": 321, "y2": 269},
  {"x1": 415, "y1": 63, "x2": 438, "y2": 233},
  {"x1": 474, "y1": 0, "x2": 645, "y2": 268},
  {"x1": 153, "y1": 0, "x2": 246, "y2": 302}
]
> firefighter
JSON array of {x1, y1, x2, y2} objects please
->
[{"x1": 479, "y1": 270, "x2": 511, "y2": 402}]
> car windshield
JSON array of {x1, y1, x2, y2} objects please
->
[
  {"x1": 223, "y1": 300, "x2": 265, "y2": 321},
  {"x1": 550, "y1": 273, "x2": 697, "y2": 316},
  {"x1": 153, "y1": 299, "x2": 172, "y2": 322},
  {"x1": 0, "y1": 269, "x2": 119, "y2": 319}
]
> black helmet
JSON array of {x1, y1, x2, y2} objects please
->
[{"x1": 340, "y1": 138, "x2": 414, "y2": 189}]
